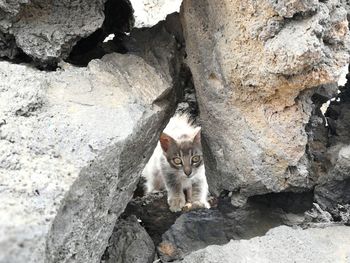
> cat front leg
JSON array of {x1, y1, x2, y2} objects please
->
[
  {"x1": 184, "y1": 186, "x2": 192, "y2": 203},
  {"x1": 168, "y1": 190, "x2": 186, "y2": 212},
  {"x1": 182, "y1": 186, "x2": 194, "y2": 211},
  {"x1": 191, "y1": 178, "x2": 210, "y2": 209},
  {"x1": 165, "y1": 179, "x2": 186, "y2": 212}
]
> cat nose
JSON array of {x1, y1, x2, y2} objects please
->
[{"x1": 184, "y1": 167, "x2": 192, "y2": 176}]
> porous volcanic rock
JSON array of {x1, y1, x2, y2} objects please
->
[
  {"x1": 181, "y1": 0, "x2": 350, "y2": 205},
  {"x1": 0, "y1": 0, "x2": 133, "y2": 65},
  {"x1": 0, "y1": 53, "x2": 176, "y2": 263},
  {"x1": 178, "y1": 225, "x2": 350, "y2": 263}
]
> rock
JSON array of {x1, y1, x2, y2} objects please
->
[
  {"x1": 306, "y1": 79, "x2": 350, "y2": 223},
  {"x1": 181, "y1": 0, "x2": 350, "y2": 204},
  {"x1": 304, "y1": 203, "x2": 333, "y2": 226},
  {"x1": 341, "y1": 0, "x2": 350, "y2": 22},
  {"x1": 0, "y1": 0, "x2": 134, "y2": 65},
  {"x1": 306, "y1": 83, "x2": 338, "y2": 183},
  {"x1": 69, "y1": 12, "x2": 187, "y2": 85},
  {"x1": 0, "y1": 53, "x2": 176, "y2": 263},
  {"x1": 178, "y1": 225, "x2": 350, "y2": 263},
  {"x1": 123, "y1": 13, "x2": 185, "y2": 85},
  {"x1": 158, "y1": 209, "x2": 237, "y2": 262},
  {"x1": 326, "y1": 84, "x2": 350, "y2": 146},
  {"x1": 102, "y1": 215, "x2": 155, "y2": 263},
  {"x1": 123, "y1": 12, "x2": 199, "y2": 117},
  {"x1": 122, "y1": 191, "x2": 311, "y2": 262},
  {"x1": 123, "y1": 192, "x2": 180, "y2": 245},
  {"x1": 130, "y1": 0, "x2": 182, "y2": 28},
  {"x1": 337, "y1": 204, "x2": 350, "y2": 224},
  {"x1": 268, "y1": 0, "x2": 319, "y2": 18},
  {"x1": 67, "y1": 0, "x2": 134, "y2": 67},
  {"x1": 314, "y1": 145, "x2": 350, "y2": 219},
  {"x1": 158, "y1": 192, "x2": 311, "y2": 261},
  {"x1": 124, "y1": 13, "x2": 199, "y2": 117}
]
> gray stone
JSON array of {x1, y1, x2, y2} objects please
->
[
  {"x1": 122, "y1": 191, "x2": 311, "y2": 262},
  {"x1": 268, "y1": 0, "x2": 319, "y2": 18},
  {"x1": 314, "y1": 145, "x2": 350, "y2": 219},
  {"x1": 337, "y1": 204, "x2": 350, "y2": 224},
  {"x1": 304, "y1": 84, "x2": 337, "y2": 188},
  {"x1": 123, "y1": 13, "x2": 185, "y2": 85},
  {"x1": 0, "y1": 0, "x2": 133, "y2": 64},
  {"x1": 0, "y1": 53, "x2": 176, "y2": 263},
  {"x1": 158, "y1": 192, "x2": 312, "y2": 261},
  {"x1": 304, "y1": 203, "x2": 333, "y2": 225},
  {"x1": 179, "y1": 225, "x2": 350, "y2": 263},
  {"x1": 123, "y1": 191, "x2": 180, "y2": 245},
  {"x1": 307, "y1": 81, "x2": 350, "y2": 223},
  {"x1": 103, "y1": 215, "x2": 155, "y2": 263},
  {"x1": 181, "y1": 0, "x2": 350, "y2": 205},
  {"x1": 123, "y1": 13, "x2": 200, "y2": 119},
  {"x1": 341, "y1": 0, "x2": 350, "y2": 22}
]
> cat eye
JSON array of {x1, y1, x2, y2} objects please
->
[
  {"x1": 191, "y1": 155, "x2": 201, "y2": 163},
  {"x1": 173, "y1": 157, "x2": 182, "y2": 165}
]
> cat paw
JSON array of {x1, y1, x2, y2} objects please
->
[
  {"x1": 182, "y1": 202, "x2": 193, "y2": 212},
  {"x1": 168, "y1": 196, "x2": 186, "y2": 212},
  {"x1": 192, "y1": 200, "x2": 211, "y2": 209}
]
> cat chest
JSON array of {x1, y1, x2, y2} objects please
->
[{"x1": 181, "y1": 177, "x2": 193, "y2": 190}]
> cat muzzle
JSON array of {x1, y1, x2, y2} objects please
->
[{"x1": 184, "y1": 168, "x2": 192, "y2": 176}]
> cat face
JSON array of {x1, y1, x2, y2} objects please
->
[{"x1": 159, "y1": 128, "x2": 203, "y2": 178}]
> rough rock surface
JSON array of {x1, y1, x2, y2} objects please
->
[
  {"x1": 306, "y1": 83, "x2": 338, "y2": 179},
  {"x1": 123, "y1": 13, "x2": 185, "y2": 85},
  {"x1": 0, "y1": 53, "x2": 175, "y2": 263},
  {"x1": 341, "y1": 0, "x2": 350, "y2": 22},
  {"x1": 181, "y1": 0, "x2": 350, "y2": 205},
  {"x1": 102, "y1": 215, "x2": 155, "y2": 263},
  {"x1": 0, "y1": 0, "x2": 133, "y2": 64},
  {"x1": 121, "y1": 191, "x2": 311, "y2": 261},
  {"x1": 158, "y1": 192, "x2": 311, "y2": 261},
  {"x1": 158, "y1": 208, "x2": 284, "y2": 262},
  {"x1": 311, "y1": 83, "x2": 350, "y2": 223},
  {"x1": 123, "y1": 12, "x2": 201, "y2": 119},
  {"x1": 178, "y1": 225, "x2": 350, "y2": 263},
  {"x1": 123, "y1": 13, "x2": 199, "y2": 117},
  {"x1": 123, "y1": 191, "x2": 180, "y2": 245},
  {"x1": 315, "y1": 146, "x2": 350, "y2": 218}
]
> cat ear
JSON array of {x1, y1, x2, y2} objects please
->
[
  {"x1": 159, "y1": 133, "x2": 175, "y2": 152},
  {"x1": 193, "y1": 127, "x2": 201, "y2": 145}
]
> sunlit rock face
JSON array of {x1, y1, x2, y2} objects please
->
[
  {"x1": 181, "y1": 0, "x2": 350, "y2": 205},
  {"x1": 179, "y1": 226, "x2": 350, "y2": 263},
  {"x1": 0, "y1": 53, "x2": 176, "y2": 263}
]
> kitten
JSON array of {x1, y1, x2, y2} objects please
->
[{"x1": 142, "y1": 114, "x2": 210, "y2": 212}]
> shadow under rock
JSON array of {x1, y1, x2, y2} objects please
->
[{"x1": 120, "y1": 189, "x2": 313, "y2": 262}]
